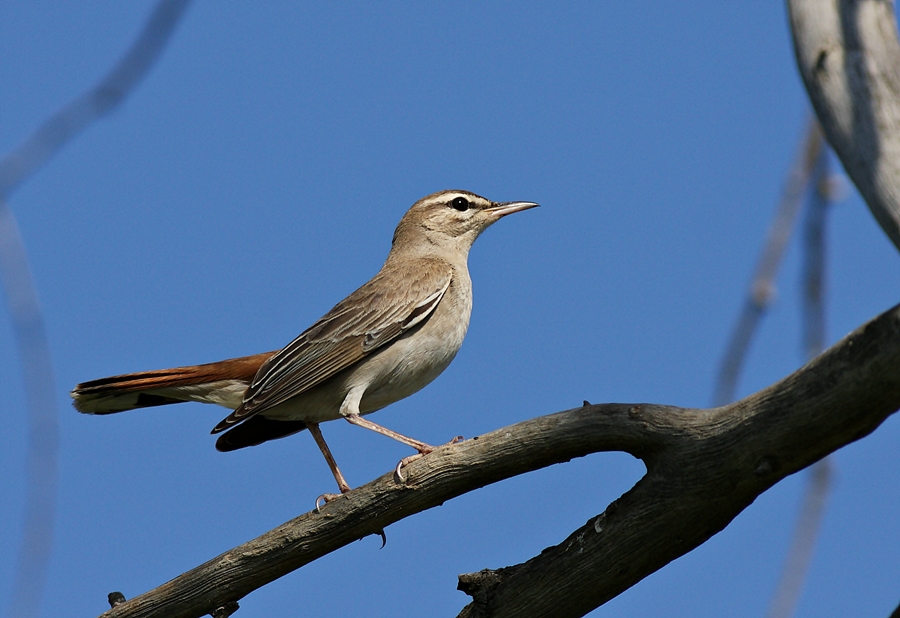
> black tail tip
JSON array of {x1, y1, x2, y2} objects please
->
[{"x1": 214, "y1": 417, "x2": 308, "y2": 452}]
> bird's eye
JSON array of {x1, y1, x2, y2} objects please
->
[{"x1": 451, "y1": 197, "x2": 470, "y2": 211}]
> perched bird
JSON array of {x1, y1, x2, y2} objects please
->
[{"x1": 72, "y1": 189, "x2": 537, "y2": 496}]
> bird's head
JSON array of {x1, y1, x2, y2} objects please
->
[{"x1": 391, "y1": 190, "x2": 538, "y2": 257}]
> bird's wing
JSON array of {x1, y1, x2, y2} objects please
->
[{"x1": 211, "y1": 259, "x2": 452, "y2": 431}]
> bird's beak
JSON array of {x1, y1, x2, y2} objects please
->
[{"x1": 486, "y1": 201, "x2": 540, "y2": 218}]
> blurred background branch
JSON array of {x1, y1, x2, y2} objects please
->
[
  {"x1": 766, "y1": 144, "x2": 837, "y2": 618},
  {"x1": 0, "y1": 2, "x2": 191, "y2": 617},
  {"x1": 712, "y1": 117, "x2": 842, "y2": 618},
  {"x1": 712, "y1": 119, "x2": 823, "y2": 408},
  {"x1": 0, "y1": 0, "x2": 192, "y2": 198}
]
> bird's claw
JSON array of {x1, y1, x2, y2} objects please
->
[
  {"x1": 393, "y1": 452, "x2": 424, "y2": 484},
  {"x1": 315, "y1": 492, "x2": 344, "y2": 513},
  {"x1": 392, "y1": 436, "x2": 465, "y2": 484}
]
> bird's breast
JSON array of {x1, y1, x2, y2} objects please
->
[{"x1": 357, "y1": 272, "x2": 473, "y2": 412}]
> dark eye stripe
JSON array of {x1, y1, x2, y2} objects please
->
[{"x1": 451, "y1": 197, "x2": 470, "y2": 211}]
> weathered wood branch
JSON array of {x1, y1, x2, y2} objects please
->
[
  {"x1": 98, "y1": 301, "x2": 900, "y2": 618},
  {"x1": 456, "y1": 303, "x2": 900, "y2": 617},
  {"x1": 788, "y1": 0, "x2": 900, "y2": 251}
]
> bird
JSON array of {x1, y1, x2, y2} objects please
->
[{"x1": 71, "y1": 189, "x2": 538, "y2": 498}]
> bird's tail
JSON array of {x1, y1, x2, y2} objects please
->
[{"x1": 71, "y1": 352, "x2": 275, "y2": 414}]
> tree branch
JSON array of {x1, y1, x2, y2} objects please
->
[
  {"x1": 787, "y1": 0, "x2": 900, "y2": 252},
  {"x1": 456, "y1": 300, "x2": 900, "y2": 617},
  {"x1": 98, "y1": 301, "x2": 900, "y2": 618}
]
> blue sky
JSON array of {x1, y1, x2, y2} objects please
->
[{"x1": 1, "y1": 3, "x2": 899, "y2": 617}]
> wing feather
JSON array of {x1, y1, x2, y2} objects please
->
[{"x1": 211, "y1": 259, "x2": 452, "y2": 432}]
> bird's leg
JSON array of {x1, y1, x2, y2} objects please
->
[
  {"x1": 343, "y1": 414, "x2": 464, "y2": 483},
  {"x1": 307, "y1": 422, "x2": 351, "y2": 507},
  {"x1": 343, "y1": 413, "x2": 436, "y2": 453}
]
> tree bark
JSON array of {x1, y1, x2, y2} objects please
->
[
  {"x1": 98, "y1": 302, "x2": 900, "y2": 618},
  {"x1": 788, "y1": 0, "x2": 900, "y2": 252}
]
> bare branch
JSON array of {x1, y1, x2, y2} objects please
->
[
  {"x1": 787, "y1": 0, "x2": 900, "y2": 252},
  {"x1": 455, "y1": 301, "x2": 900, "y2": 618},
  {"x1": 95, "y1": 301, "x2": 900, "y2": 618}
]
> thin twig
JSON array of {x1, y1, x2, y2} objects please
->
[
  {"x1": 0, "y1": 2, "x2": 192, "y2": 617},
  {"x1": 712, "y1": 119, "x2": 823, "y2": 406}
]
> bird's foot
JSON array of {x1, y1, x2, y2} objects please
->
[
  {"x1": 315, "y1": 492, "x2": 346, "y2": 513},
  {"x1": 393, "y1": 454, "x2": 423, "y2": 483},
  {"x1": 393, "y1": 435, "x2": 464, "y2": 484}
]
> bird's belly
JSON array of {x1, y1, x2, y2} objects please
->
[
  {"x1": 357, "y1": 331, "x2": 460, "y2": 412},
  {"x1": 359, "y1": 301, "x2": 469, "y2": 412}
]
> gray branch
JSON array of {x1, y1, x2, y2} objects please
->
[
  {"x1": 787, "y1": 0, "x2": 900, "y2": 252},
  {"x1": 96, "y1": 301, "x2": 900, "y2": 618}
]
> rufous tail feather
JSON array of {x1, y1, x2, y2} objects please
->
[{"x1": 71, "y1": 352, "x2": 275, "y2": 414}]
